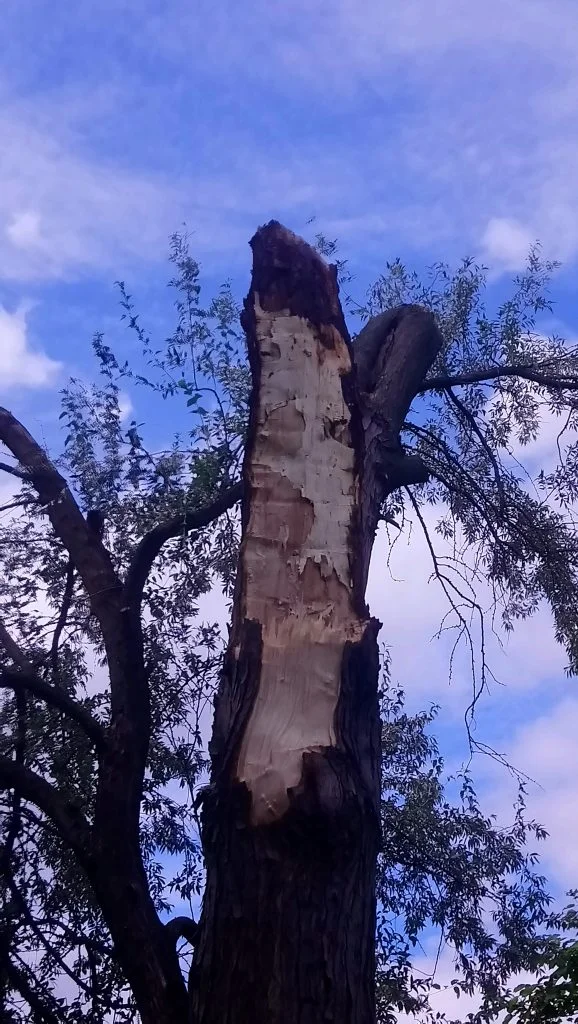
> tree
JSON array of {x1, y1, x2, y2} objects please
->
[{"x1": 1, "y1": 221, "x2": 577, "y2": 1023}]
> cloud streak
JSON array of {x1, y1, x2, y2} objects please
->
[
  {"x1": 0, "y1": 101, "x2": 187, "y2": 281},
  {"x1": 2, "y1": 0, "x2": 578, "y2": 284}
]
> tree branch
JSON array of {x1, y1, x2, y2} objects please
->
[
  {"x1": 0, "y1": 669, "x2": 106, "y2": 751},
  {"x1": 404, "y1": 420, "x2": 510, "y2": 554},
  {"x1": 164, "y1": 915, "x2": 198, "y2": 949},
  {"x1": 404, "y1": 487, "x2": 489, "y2": 733},
  {"x1": 417, "y1": 363, "x2": 578, "y2": 394},
  {"x1": 123, "y1": 481, "x2": 243, "y2": 615},
  {"x1": 444, "y1": 387, "x2": 507, "y2": 518},
  {"x1": 0, "y1": 409, "x2": 145, "y2": 777},
  {"x1": 4, "y1": 957, "x2": 61, "y2": 1024},
  {"x1": 353, "y1": 305, "x2": 444, "y2": 591},
  {"x1": 33, "y1": 915, "x2": 113, "y2": 959},
  {"x1": 0, "y1": 619, "x2": 34, "y2": 672},
  {"x1": 7, "y1": 876, "x2": 94, "y2": 997},
  {"x1": 50, "y1": 558, "x2": 75, "y2": 687},
  {"x1": 0, "y1": 408, "x2": 123, "y2": 627},
  {"x1": 0, "y1": 459, "x2": 30, "y2": 481},
  {"x1": 0, "y1": 756, "x2": 93, "y2": 865},
  {"x1": 0, "y1": 685, "x2": 26, "y2": 883}
]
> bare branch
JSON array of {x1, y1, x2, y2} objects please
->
[
  {"x1": 123, "y1": 481, "x2": 243, "y2": 616},
  {"x1": 50, "y1": 558, "x2": 75, "y2": 687},
  {"x1": 0, "y1": 669, "x2": 106, "y2": 751},
  {"x1": 0, "y1": 459, "x2": 29, "y2": 481},
  {"x1": 0, "y1": 755, "x2": 93, "y2": 865},
  {"x1": 418, "y1": 363, "x2": 578, "y2": 394},
  {"x1": 444, "y1": 387, "x2": 507, "y2": 518},
  {"x1": 405, "y1": 487, "x2": 489, "y2": 736},
  {"x1": 164, "y1": 915, "x2": 198, "y2": 949}
]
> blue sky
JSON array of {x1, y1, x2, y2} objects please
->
[{"x1": 2, "y1": 0, "x2": 578, "y2": 1007}]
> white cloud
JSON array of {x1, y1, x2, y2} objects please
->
[
  {"x1": 366, "y1": 506, "x2": 566, "y2": 714},
  {"x1": 140, "y1": 0, "x2": 576, "y2": 80},
  {"x1": 0, "y1": 93, "x2": 325, "y2": 282},
  {"x1": 481, "y1": 217, "x2": 536, "y2": 272},
  {"x1": 0, "y1": 303, "x2": 61, "y2": 389},
  {"x1": 118, "y1": 391, "x2": 133, "y2": 421},
  {"x1": 479, "y1": 698, "x2": 578, "y2": 890},
  {"x1": 0, "y1": 106, "x2": 186, "y2": 281},
  {"x1": 6, "y1": 210, "x2": 42, "y2": 249},
  {"x1": 148, "y1": 0, "x2": 578, "y2": 271}
]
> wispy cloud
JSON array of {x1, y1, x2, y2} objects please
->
[
  {"x1": 0, "y1": 101, "x2": 187, "y2": 281},
  {"x1": 130, "y1": 0, "x2": 578, "y2": 270},
  {"x1": 2, "y1": 0, "x2": 578, "y2": 283},
  {"x1": 118, "y1": 391, "x2": 134, "y2": 422}
]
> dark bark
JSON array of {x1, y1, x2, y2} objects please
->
[
  {"x1": 89, "y1": 849, "x2": 189, "y2": 1024},
  {"x1": 192, "y1": 624, "x2": 381, "y2": 1024},
  {"x1": 353, "y1": 305, "x2": 444, "y2": 589}
]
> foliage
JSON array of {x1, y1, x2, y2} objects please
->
[
  {"x1": 361, "y1": 250, "x2": 578, "y2": 730},
  {"x1": 497, "y1": 899, "x2": 578, "y2": 1024},
  {"x1": 375, "y1": 670, "x2": 550, "y2": 1024},
  {"x1": 0, "y1": 233, "x2": 247, "y2": 1020},
  {"x1": 2, "y1": 230, "x2": 578, "y2": 1020}
]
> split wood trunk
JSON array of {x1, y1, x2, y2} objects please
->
[{"x1": 190, "y1": 223, "x2": 442, "y2": 1024}]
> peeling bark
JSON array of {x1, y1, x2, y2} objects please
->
[
  {"x1": 191, "y1": 223, "x2": 443, "y2": 1024},
  {"x1": 235, "y1": 294, "x2": 368, "y2": 825}
]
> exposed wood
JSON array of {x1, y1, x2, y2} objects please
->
[
  {"x1": 234, "y1": 287, "x2": 368, "y2": 824},
  {"x1": 192, "y1": 223, "x2": 380, "y2": 1024},
  {"x1": 191, "y1": 222, "x2": 444, "y2": 1024}
]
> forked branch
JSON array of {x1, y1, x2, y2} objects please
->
[
  {"x1": 123, "y1": 481, "x2": 243, "y2": 616},
  {"x1": 0, "y1": 408, "x2": 122, "y2": 630}
]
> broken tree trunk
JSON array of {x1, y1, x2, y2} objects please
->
[{"x1": 190, "y1": 223, "x2": 443, "y2": 1024}]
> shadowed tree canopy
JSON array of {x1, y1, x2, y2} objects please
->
[{"x1": 0, "y1": 223, "x2": 576, "y2": 1023}]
